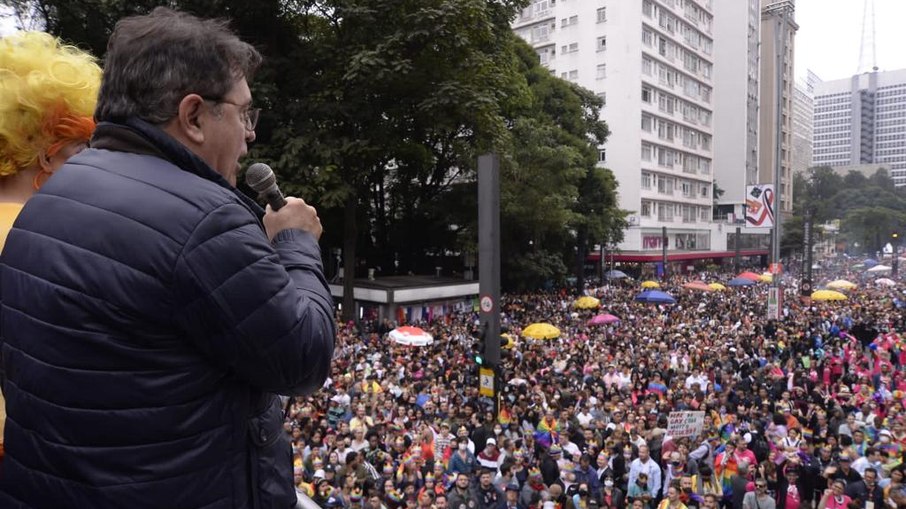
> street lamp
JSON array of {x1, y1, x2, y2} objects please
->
[{"x1": 893, "y1": 233, "x2": 899, "y2": 278}]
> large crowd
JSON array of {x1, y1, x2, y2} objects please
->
[{"x1": 285, "y1": 262, "x2": 906, "y2": 509}]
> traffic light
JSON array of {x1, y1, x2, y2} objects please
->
[
  {"x1": 473, "y1": 341, "x2": 485, "y2": 366},
  {"x1": 472, "y1": 336, "x2": 508, "y2": 366}
]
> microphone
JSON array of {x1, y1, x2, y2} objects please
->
[{"x1": 245, "y1": 162, "x2": 287, "y2": 211}]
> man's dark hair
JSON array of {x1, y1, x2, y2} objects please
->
[{"x1": 96, "y1": 7, "x2": 261, "y2": 124}]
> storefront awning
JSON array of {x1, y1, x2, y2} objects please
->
[{"x1": 587, "y1": 249, "x2": 769, "y2": 263}]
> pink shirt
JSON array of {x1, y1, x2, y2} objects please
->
[{"x1": 824, "y1": 494, "x2": 851, "y2": 509}]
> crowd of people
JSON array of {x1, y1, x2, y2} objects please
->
[{"x1": 285, "y1": 266, "x2": 906, "y2": 509}]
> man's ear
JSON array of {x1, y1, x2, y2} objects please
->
[{"x1": 174, "y1": 94, "x2": 207, "y2": 144}]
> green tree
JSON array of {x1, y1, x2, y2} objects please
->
[
  {"x1": 497, "y1": 39, "x2": 625, "y2": 291},
  {"x1": 841, "y1": 206, "x2": 906, "y2": 254},
  {"x1": 264, "y1": 0, "x2": 533, "y2": 318}
]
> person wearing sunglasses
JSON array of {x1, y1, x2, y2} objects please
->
[{"x1": 743, "y1": 479, "x2": 776, "y2": 509}]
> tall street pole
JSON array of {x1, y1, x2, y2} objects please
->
[
  {"x1": 478, "y1": 154, "x2": 501, "y2": 418},
  {"x1": 768, "y1": 1, "x2": 792, "y2": 320}
]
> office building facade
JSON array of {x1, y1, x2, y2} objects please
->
[
  {"x1": 712, "y1": 0, "x2": 761, "y2": 222},
  {"x1": 812, "y1": 69, "x2": 906, "y2": 186},
  {"x1": 758, "y1": 0, "x2": 797, "y2": 215}
]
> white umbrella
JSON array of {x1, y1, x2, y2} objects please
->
[
  {"x1": 876, "y1": 278, "x2": 896, "y2": 286},
  {"x1": 388, "y1": 326, "x2": 434, "y2": 346},
  {"x1": 868, "y1": 264, "x2": 893, "y2": 273}
]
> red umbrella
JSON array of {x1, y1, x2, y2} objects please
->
[{"x1": 737, "y1": 271, "x2": 762, "y2": 281}]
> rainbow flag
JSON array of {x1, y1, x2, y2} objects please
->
[
  {"x1": 499, "y1": 406, "x2": 514, "y2": 425},
  {"x1": 801, "y1": 427, "x2": 813, "y2": 441},
  {"x1": 534, "y1": 417, "x2": 561, "y2": 449},
  {"x1": 720, "y1": 423, "x2": 736, "y2": 442},
  {"x1": 647, "y1": 381, "x2": 667, "y2": 397}
]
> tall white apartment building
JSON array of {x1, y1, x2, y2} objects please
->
[
  {"x1": 812, "y1": 69, "x2": 906, "y2": 186},
  {"x1": 513, "y1": 0, "x2": 717, "y2": 255}
]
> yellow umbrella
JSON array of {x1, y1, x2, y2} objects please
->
[
  {"x1": 574, "y1": 296, "x2": 601, "y2": 309},
  {"x1": 811, "y1": 290, "x2": 848, "y2": 301},
  {"x1": 759, "y1": 273, "x2": 773, "y2": 282},
  {"x1": 827, "y1": 279, "x2": 857, "y2": 290},
  {"x1": 501, "y1": 333, "x2": 516, "y2": 350},
  {"x1": 522, "y1": 323, "x2": 561, "y2": 340},
  {"x1": 641, "y1": 280, "x2": 660, "y2": 289},
  {"x1": 708, "y1": 283, "x2": 727, "y2": 291}
]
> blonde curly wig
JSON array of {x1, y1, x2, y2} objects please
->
[{"x1": 0, "y1": 31, "x2": 101, "y2": 177}]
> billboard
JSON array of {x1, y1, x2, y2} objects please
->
[{"x1": 745, "y1": 184, "x2": 775, "y2": 229}]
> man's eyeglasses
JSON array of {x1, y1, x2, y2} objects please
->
[
  {"x1": 203, "y1": 97, "x2": 260, "y2": 131},
  {"x1": 756, "y1": 484, "x2": 767, "y2": 489}
]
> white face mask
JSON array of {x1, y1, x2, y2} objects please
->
[
  {"x1": 604, "y1": 480, "x2": 614, "y2": 488},
  {"x1": 459, "y1": 444, "x2": 468, "y2": 451}
]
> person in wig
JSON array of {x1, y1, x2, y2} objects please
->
[{"x1": 0, "y1": 30, "x2": 101, "y2": 462}]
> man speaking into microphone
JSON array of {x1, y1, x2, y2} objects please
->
[{"x1": 0, "y1": 7, "x2": 334, "y2": 509}]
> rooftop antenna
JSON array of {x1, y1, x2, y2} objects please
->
[{"x1": 857, "y1": 0, "x2": 878, "y2": 73}]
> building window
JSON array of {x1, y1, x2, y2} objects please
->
[
  {"x1": 641, "y1": 114, "x2": 653, "y2": 132},
  {"x1": 538, "y1": 48, "x2": 556, "y2": 65},
  {"x1": 597, "y1": 92, "x2": 607, "y2": 105},
  {"x1": 561, "y1": 42, "x2": 579, "y2": 54},
  {"x1": 641, "y1": 143, "x2": 653, "y2": 161},
  {"x1": 568, "y1": 70, "x2": 578, "y2": 80},
  {"x1": 642, "y1": 57, "x2": 653, "y2": 76},
  {"x1": 596, "y1": 64, "x2": 606, "y2": 80},
  {"x1": 597, "y1": 7, "x2": 607, "y2": 23},
  {"x1": 642, "y1": 0, "x2": 653, "y2": 18},
  {"x1": 642, "y1": 29, "x2": 653, "y2": 47},
  {"x1": 597, "y1": 36, "x2": 607, "y2": 52},
  {"x1": 642, "y1": 86, "x2": 652, "y2": 103},
  {"x1": 641, "y1": 173, "x2": 652, "y2": 189},
  {"x1": 560, "y1": 15, "x2": 578, "y2": 27},
  {"x1": 641, "y1": 200, "x2": 652, "y2": 217},
  {"x1": 598, "y1": 149, "x2": 606, "y2": 162},
  {"x1": 531, "y1": 24, "x2": 553, "y2": 43}
]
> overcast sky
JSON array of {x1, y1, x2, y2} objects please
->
[
  {"x1": 794, "y1": 0, "x2": 906, "y2": 82},
  {"x1": 3, "y1": 1, "x2": 906, "y2": 83}
]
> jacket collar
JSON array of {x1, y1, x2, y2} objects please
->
[{"x1": 91, "y1": 117, "x2": 265, "y2": 222}]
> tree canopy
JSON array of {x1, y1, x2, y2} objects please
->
[
  {"x1": 3, "y1": 0, "x2": 627, "y2": 303},
  {"x1": 784, "y1": 166, "x2": 906, "y2": 256}
]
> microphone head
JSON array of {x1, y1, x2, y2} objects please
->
[{"x1": 245, "y1": 163, "x2": 276, "y2": 193}]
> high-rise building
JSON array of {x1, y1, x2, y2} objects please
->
[
  {"x1": 759, "y1": 0, "x2": 797, "y2": 216},
  {"x1": 513, "y1": 0, "x2": 717, "y2": 254},
  {"x1": 712, "y1": 0, "x2": 761, "y2": 222},
  {"x1": 790, "y1": 72, "x2": 816, "y2": 175},
  {"x1": 812, "y1": 69, "x2": 906, "y2": 186}
]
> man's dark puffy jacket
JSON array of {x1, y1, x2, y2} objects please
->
[{"x1": 0, "y1": 119, "x2": 335, "y2": 508}]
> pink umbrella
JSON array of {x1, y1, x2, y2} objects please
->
[{"x1": 587, "y1": 313, "x2": 620, "y2": 326}]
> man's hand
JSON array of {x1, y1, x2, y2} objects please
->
[{"x1": 263, "y1": 197, "x2": 322, "y2": 241}]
